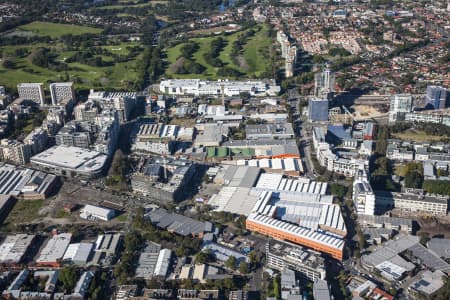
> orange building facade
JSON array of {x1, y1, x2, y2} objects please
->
[{"x1": 246, "y1": 219, "x2": 344, "y2": 261}]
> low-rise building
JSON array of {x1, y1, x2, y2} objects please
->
[
  {"x1": 139, "y1": 289, "x2": 173, "y2": 299},
  {"x1": 0, "y1": 195, "x2": 15, "y2": 224},
  {"x1": 178, "y1": 289, "x2": 220, "y2": 300},
  {"x1": 92, "y1": 233, "x2": 121, "y2": 266},
  {"x1": 228, "y1": 290, "x2": 248, "y2": 300},
  {"x1": 116, "y1": 285, "x2": 138, "y2": 300},
  {"x1": 408, "y1": 271, "x2": 445, "y2": 298},
  {"x1": 31, "y1": 145, "x2": 107, "y2": 179},
  {"x1": 427, "y1": 238, "x2": 450, "y2": 260},
  {"x1": 347, "y1": 277, "x2": 377, "y2": 298},
  {"x1": 405, "y1": 108, "x2": 450, "y2": 126},
  {"x1": 146, "y1": 208, "x2": 211, "y2": 238},
  {"x1": 386, "y1": 141, "x2": 414, "y2": 161},
  {"x1": 280, "y1": 269, "x2": 301, "y2": 299},
  {"x1": 36, "y1": 233, "x2": 72, "y2": 267},
  {"x1": 236, "y1": 157, "x2": 303, "y2": 177},
  {"x1": 62, "y1": 242, "x2": 94, "y2": 265},
  {"x1": 132, "y1": 122, "x2": 193, "y2": 155},
  {"x1": 375, "y1": 189, "x2": 448, "y2": 216},
  {"x1": 2, "y1": 269, "x2": 29, "y2": 299},
  {"x1": 222, "y1": 139, "x2": 300, "y2": 158},
  {"x1": 135, "y1": 242, "x2": 172, "y2": 280},
  {"x1": 358, "y1": 214, "x2": 412, "y2": 233},
  {"x1": 0, "y1": 234, "x2": 35, "y2": 265},
  {"x1": 72, "y1": 270, "x2": 94, "y2": 298},
  {"x1": 313, "y1": 279, "x2": 331, "y2": 300},
  {"x1": 159, "y1": 79, "x2": 280, "y2": 97},
  {"x1": 361, "y1": 235, "x2": 419, "y2": 274},
  {"x1": 245, "y1": 123, "x2": 294, "y2": 140},
  {"x1": 266, "y1": 239, "x2": 326, "y2": 281},
  {"x1": 202, "y1": 242, "x2": 248, "y2": 264},
  {"x1": 80, "y1": 204, "x2": 115, "y2": 221},
  {"x1": 194, "y1": 123, "x2": 227, "y2": 148},
  {"x1": 0, "y1": 163, "x2": 59, "y2": 199}
]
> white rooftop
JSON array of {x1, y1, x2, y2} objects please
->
[
  {"x1": 31, "y1": 145, "x2": 107, "y2": 172},
  {"x1": 254, "y1": 173, "x2": 327, "y2": 195},
  {"x1": 0, "y1": 234, "x2": 35, "y2": 263},
  {"x1": 37, "y1": 233, "x2": 72, "y2": 263},
  {"x1": 154, "y1": 249, "x2": 172, "y2": 277},
  {"x1": 63, "y1": 243, "x2": 93, "y2": 263},
  {"x1": 409, "y1": 270, "x2": 445, "y2": 296}
]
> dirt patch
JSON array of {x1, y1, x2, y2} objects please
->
[
  {"x1": 236, "y1": 55, "x2": 249, "y2": 71},
  {"x1": 352, "y1": 104, "x2": 387, "y2": 120},
  {"x1": 169, "y1": 57, "x2": 186, "y2": 73}
]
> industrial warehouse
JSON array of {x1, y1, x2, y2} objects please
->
[{"x1": 245, "y1": 173, "x2": 346, "y2": 261}]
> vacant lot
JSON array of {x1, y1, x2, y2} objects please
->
[
  {"x1": 3, "y1": 199, "x2": 45, "y2": 225},
  {"x1": 19, "y1": 21, "x2": 102, "y2": 38},
  {"x1": 392, "y1": 129, "x2": 445, "y2": 142}
]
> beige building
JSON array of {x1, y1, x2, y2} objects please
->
[{"x1": 0, "y1": 139, "x2": 32, "y2": 165}]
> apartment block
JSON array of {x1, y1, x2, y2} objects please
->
[
  {"x1": 17, "y1": 83, "x2": 45, "y2": 106},
  {"x1": 49, "y1": 82, "x2": 75, "y2": 105},
  {"x1": 0, "y1": 139, "x2": 32, "y2": 165}
]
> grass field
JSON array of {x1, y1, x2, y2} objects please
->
[
  {"x1": 95, "y1": 3, "x2": 151, "y2": 10},
  {"x1": 164, "y1": 24, "x2": 275, "y2": 79},
  {"x1": 391, "y1": 129, "x2": 445, "y2": 142},
  {"x1": 19, "y1": 21, "x2": 102, "y2": 38},
  {"x1": 394, "y1": 164, "x2": 408, "y2": 177},
  {"x1": 0, "y1": 41, "x2": 142, "y2": 91},
  {"x1": 4, "y1": 199, "x2": 44, "y2": 225}
]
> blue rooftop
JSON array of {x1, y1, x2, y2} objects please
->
[{"x1": 327, "y1": 125, "x2": 352, "y2": 142}]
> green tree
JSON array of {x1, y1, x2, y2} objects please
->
[
  {"x1": 404, "y1": 162, "x2": 424, "y2": 188},
  {"x1": 239, "y1": 261, "x2": 248, "y2": 274},
  {"x1": 225, "y1": 255, "x2": 237, "y2": 270},
  {"x1": 195, "y1": 250, "x2": 214, "y2": 264},
  {"x1": 2, "y1": 59, "x2": 15, "y2": 69},
  {"x1": 330, "y1": 183, "x2": 347, "y2": 199},
  {"x1": 273, "y1": 274, "x2": 281, "y2": 299},
  {"x1": 419, "y1": 232, "x2": 430, "y2": 246},
  {"x1": 60, "y1": 265, "x2": 77, "y2": 292},
  {"x1": 248, "y1": 251, "x2": 258, "y2": 266},
  {"x1": 423, "y1": 180, "x2": 450, "y2": 196}
]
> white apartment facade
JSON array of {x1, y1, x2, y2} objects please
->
[
  {"x1": 49, "y1": 82, "x2": 75, "y2": 105},
  {"x1": 17, "y1": 83, "x2": 45, "y2": 106}
]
